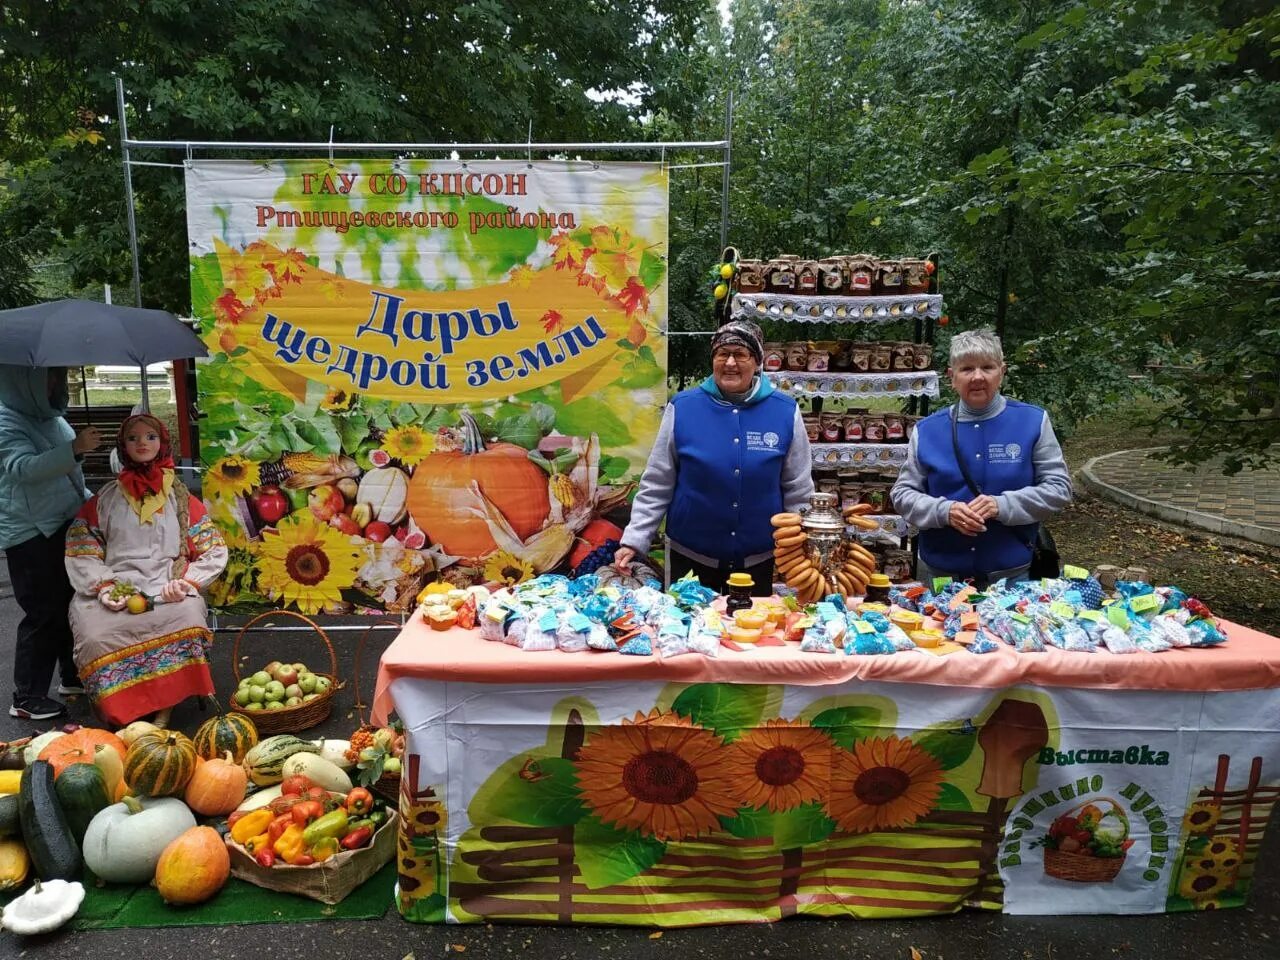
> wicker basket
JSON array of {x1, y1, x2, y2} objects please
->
[
  {"x1": 353, "y1": 619, "x2": 404, "y2": 804},
  {"x1": 1044, "y1": 847, "x2": 1126, "y2": 883},
  {"x1": 229, "y1": 610, "x2": 340, "y2": 735},
  {"x1": 1042, "y1": 796, "x2": 1130, "y2": 883}
]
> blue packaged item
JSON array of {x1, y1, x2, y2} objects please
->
[
  {"x1": 860, "y1": 610, "x2": 891, "y2": 633},
  {"x1": 1055, "y1": 621, "x2": 1097, "y2": 653},
  {"x1": 884, "y1": 624, "x2": 916, "y2": 652},
  {"x1": 619, "y1": 632, "x2": 653, "y2": 656},
  {"x1": 1150, "y1": 615, "x2": 1192, "y2": 648},
  {"x1": 969, "y1": 632, "x2": 1000, "y2": 654},
  {"x1": 1158, "y1": 586, "x2": 1189, "y2": 613},
  {"x1": 1185, "y1": 619, "x2": 1227, "y2": 647},
  {"x1": 580, "y1": 592, "x2": 616, "y2": 624},
  {"x1": 1116, "y1": 580, "x2": 1154, "y2": 601},
  {"x1": 668, "y1": 573, "x2": 716, "y2": 610},
  {"x1": 568, "y1": 574, "x2": 600, "y2": 599},
  {"x1": 888, "y1": 587, "x2": 920, "y2": 612},
  {"x1": 823, "y1": 593, "x2": 848, "y2": 614},
  {"x1": 1127, "y1": 617, "x2": 1170, "y2": 653},
  {"x1": 586, "y1": 622, "x2": 617, "y2": 651},
  {"x1": 847, "y1": 631, "x2": 895, "y2": 656},
  {"x1": 800, "y1": 623, "x2": 838, "y2": 654}
]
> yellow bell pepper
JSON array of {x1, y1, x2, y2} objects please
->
[
  {"x1": 273, "y1": 823, "x2": 312, "y2": 865},
  {"x1": 244, "y1": 832, "x2": 270, "y2": 855},
  {"x1": 310, "y1": 835, "x2": 341, "y2": 862},
  {"x1": 230, "y1": 808, "x2": 274, "y2": 845}
]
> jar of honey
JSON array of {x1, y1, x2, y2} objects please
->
[
  {"x1": 725, "y1": 572, "x2": 756, "y2": 615},
  {"x1": 865, "y1": 573, "x2": 892, "y2": 604}
]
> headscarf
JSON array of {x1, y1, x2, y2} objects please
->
[
  {"x1": 709, "y1": 319, "x2": 764, "y2": 366},
  {"x1": 116, "y1": 414, "x2": 175, "y2": 524}
]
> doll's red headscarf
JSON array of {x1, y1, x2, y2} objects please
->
[{"x1": 116, "y1": 414, "x2": 176, "y2": 503}]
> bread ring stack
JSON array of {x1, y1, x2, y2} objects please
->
[
  {"x1": 842, "y1": 501, "x2": 880, "y2": 531},
  {"x1": 771, "y1": 512, "x2": 823, "y2": 605}
]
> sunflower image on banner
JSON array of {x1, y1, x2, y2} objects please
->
[{"x1": 185, "y1": 160, "x2": 668, "y2": 612}]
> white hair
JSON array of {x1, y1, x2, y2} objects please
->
[{"x1": 949, "y1": 329, "x2": 1004, "y2": 366}]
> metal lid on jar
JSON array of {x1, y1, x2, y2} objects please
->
[{"x1": 868, "y1": 573, "x2": 892, "y2": 589}]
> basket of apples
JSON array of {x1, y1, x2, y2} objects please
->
[{"x1": 230, "y1": 610, "x2": 340, "y2": 734}]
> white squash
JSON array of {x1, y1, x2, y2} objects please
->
[
  {"x1": 312, "y1": 738, "x2": 354, "y2": 771},
  {"x1": 22, "y1": 730, "x2": 65, "y2": 766},
  {"x1": 280, "y1": 753, "x2": 352, "y2": 793},
  {"x1": 116, "y1": 720, "x2": 161, "y2": 747},
  {"x1": 82, "y1": 796, "x2": 196, "y2": 884},
  {"x1": 234, "y1": 783, "x2": 284, "y2": 812}
]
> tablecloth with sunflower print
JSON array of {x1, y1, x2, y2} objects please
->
[{"x1": 374, "y1": 615, "x2": 1280, "y2": 922}]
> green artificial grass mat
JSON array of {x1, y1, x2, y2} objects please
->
[{"x1": 4, "y1": 862, "x2": 397, "y2": 930}]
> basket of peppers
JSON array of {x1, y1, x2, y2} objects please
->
[{"x1": 223, "y1": 776, "x2": 399, "y2": 904}]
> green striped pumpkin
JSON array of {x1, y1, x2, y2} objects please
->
[
  {"x1": 124, "y1": 731, "x2": 197, "y2": 797},
  {"x1": 192, "y1": 713, "x2": 259, "y2": 764}
]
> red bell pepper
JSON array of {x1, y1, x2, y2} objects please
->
[
  {"x1": 291, "y1": 799, "x2": 325, "y2": 827},
  {"x1": 227, "y1": 809, "x2": 247, "y2": 831},
  {"x1": 268, "y1": 812, "x2": 293, "y2": 846},
  {"x1": 345, "y1": 787, "x2": 374, "y2": 816},
  {"x1": 304, "y1": 785, "x2": 330, "y2": 804},
  {"x1": 254, "y1": 846, "x2": 277, "y2": 868},
  {"x1": 340, "y1": 825, "x2": 374, "y2": 850},
  {"x1": 281, "y1": 774, "x2": 313, "y2": 796}
]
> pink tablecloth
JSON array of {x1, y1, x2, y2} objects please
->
[{"x1": 371, "y1": 614, "x2": 1280, "y2": 725}]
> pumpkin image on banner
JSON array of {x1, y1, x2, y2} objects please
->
[{"x1": 407, "y1": 412, "x2": 550, "y2": 559}]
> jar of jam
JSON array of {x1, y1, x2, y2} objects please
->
[
  {"x1": 876, "y1": 259, "x2": 904, "y2": 296},
  {"x1": 845, "y1": 254, "x2": 877, "y2": 294},
  {"x1": 865, "y1": 573, "x2": 892, "y2": 604},
  {"x1": 737, "y1": 259, "x2": 765, "y2": 293},
  {"x1": 767, "y1": 256, "x2": 799, "y2": 293},
  {"x1": 796, "y1": 260, "x2": 820, "y2": 295},
  {"x1": 817, "y1": 258, "x2": 846, "y2": 295},
  {"x1": 725, "y1": 572, "x2": 755, "y2": 615},
  {"x1": 902, "y1": 258, "x2": 931, "y2": 294}
]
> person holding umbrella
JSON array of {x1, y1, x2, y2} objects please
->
[{"x1": 0, "y1": 365, "x2": 103, "y2": 719}]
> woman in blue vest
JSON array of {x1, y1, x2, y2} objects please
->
[
  {"x1": 614, "y1": 320, "x2": 814, "y2": 594},
  {"x1": 892, "y1": 329, "x2": 1072, "y2": 588}
]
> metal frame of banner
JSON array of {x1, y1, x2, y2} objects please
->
[{"x1": 112, "y1": 78, "x2": 734, "y2": 636}]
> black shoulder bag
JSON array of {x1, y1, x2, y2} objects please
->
[{"x1": 950, "y1": 405, "x2": 1061, "y2": 579}]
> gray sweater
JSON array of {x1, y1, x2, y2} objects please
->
[{"x1": 891, "y1": 394, "x2": 1073, "y2": 530}]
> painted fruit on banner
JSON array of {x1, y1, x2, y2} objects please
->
[{"x1": 187, "y1": 160, "x2": 668, "y2": 613}]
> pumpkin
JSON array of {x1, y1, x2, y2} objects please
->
[
  {"x1": 124, "y1": 731, "x2": 197, "y2": 797},
  {"x1": 407, "y1": 412, "x2": 550, "y2": 558},
  {"x1": 192, "y1": 712, "x2": 259, "y2": 764},
  {"x1": 0, "y1": 838, "x2": 30, "y2": 892},
  {"x1": 183, "y1": 753, "x2": 248, "y2": 816},
  {"x1": 53, "y1": 762, "x2": 112, "y2": 845},
  {"x1": 154, "y1": 826, "x2": 229, "y2": 905},
  {"x1": 82, "y1": 796, "x2": 196, "y2": 884},
  {"x1": 37, "y1": 728, "x2": 127, "y2": 778}
]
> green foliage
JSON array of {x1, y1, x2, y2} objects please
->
[
  {"x1": 720, "y1": 801, "x2": 836, "y2": 848},
  {"x1": 473, "y1": 756, "x2": 586, "y2": 828},
  {"x1": 573, "y1": 814, "x2": 667, "y2": 889},
  {"x1": 669, "y1": 683, "x2": 768, "y2": 741},
  {"x1": 810, "y1": 705, "x2": 882, "y2": 750}
]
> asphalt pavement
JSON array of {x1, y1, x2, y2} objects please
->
[{"x1": 0, "y1": 562, "x2": 1276, "y2": 960}]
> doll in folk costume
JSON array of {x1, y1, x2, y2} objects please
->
[{"x1": 64, "y1": 414, "x2": 227, "y2": 726}]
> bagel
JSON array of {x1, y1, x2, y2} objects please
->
[
  {"x1": 845, "y1": 515, "x2": 879, "y2": 531},
  {"x1": 842, "y1": 503, "x2": 875, "y2": 517},
  {"x1": 774, "y1": 532, "x2": 807, "y2": 550},
  {"x1": 772, "y1": 524, "x2": 804, "y2": 541}
]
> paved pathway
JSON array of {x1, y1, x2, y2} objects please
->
[{"x1": 1082, "y1": 445, "x2": 1280, "y2": 547}]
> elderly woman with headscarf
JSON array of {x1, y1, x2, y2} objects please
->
[
  {"x1": 64, "y1": 414, "x2": 227, "y2": 726},
  {"x1": 614, "y1": 320, "x2": 814, "y2": 594},
  {"x1": 891, "y1": 329, "x2": 1072, "y2": 588}
]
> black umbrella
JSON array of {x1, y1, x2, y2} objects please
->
[{"x1": 0, "y1": 298, "x2": 208, "y2": 367}]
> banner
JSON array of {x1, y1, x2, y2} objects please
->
[
  {"x1": 186, "y1": 160, "x2": 668, "y2": 612},
  {"x1": 386, "y1": 679, "x2": 1280, "y2": 924}
]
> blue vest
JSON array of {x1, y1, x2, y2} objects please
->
[
  {"x1": 915, "y1": 400, "x2": 1044, "y2": 578},
  {"x1": 667, "y1": 386, "x2": 796, "y2": 563}
]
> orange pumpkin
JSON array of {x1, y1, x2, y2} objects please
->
[
  {"x1": 183, "y1": 752, "x2": 248, "y2": 816},
  {"x1": 407, "y1": 413, "x2": 550, "y2": 558},
  {"x1": 155, "y1": 826, "x2": 230, "y2": 905},
  {"x1": 38, "y1": 728, "x2": 128, "y2": 778}
]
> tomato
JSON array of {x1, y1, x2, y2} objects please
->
[{"x1": 281, "y1": 775, "x2": 313, "y2": 796}]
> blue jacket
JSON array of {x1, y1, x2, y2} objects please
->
[
  {"x1": 621, "y1": 376, "x2": 814, "y2": 566},
  {"x1": 0, "y1": 365, "x2": 89, "y2": 548},
  {"x1": 913, "y1": 399, "x2": 1044, "y2": 578}
]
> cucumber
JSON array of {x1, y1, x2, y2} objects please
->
[{"x1": 18, "y1": 760, "x2": 82, "y2": 881}]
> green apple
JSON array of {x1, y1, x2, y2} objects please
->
[
  {"x1": 264, "y1": 680, "x2": 286, "y2": 702},
  {"x1": 233, "y1": 688, "x2": 252, "y2": 706},
  {"x1": 284, "y1": 696, "x2": 303, "y2": 708},
  {"x1": 247, "y1": 684, "x2": 266, "y2": 704},
  {"x1": 250, "y1": 671, "x2": 272, "y2": 686},
  {"x1": 382, "y1": 757, "x2": 401, "y2": 775},
  {"x1": 291, "y1": 662, "x2": 308, "y2": 676},
  {"x1": 302, "y1": 693, "x2": 320, "y2": 702},
  {"x1": 265, "y1": 700, "x2": 284, "y2": 710},
  {"x1": 238, "y1": 677, "x2": 252, "y2": 690},
  {"x1": 298, "y1": 673, "x2": 318, "y2": 694},
  {"x1": 313, "y1": 676, "x2": 332, "y2": 695},
  {"x1": 244, "y1": 701, "x2": 264, "y2": 711},
  {"x1": 284, "y1": 684, "x2": 302, "y2": 700}
]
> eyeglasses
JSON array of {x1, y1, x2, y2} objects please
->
[{"x1": 712, "y1": 349, "x2": 754, "y2": 364}]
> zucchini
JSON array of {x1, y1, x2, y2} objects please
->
[
  {"x1": 18, "y1": 759, "x2": 82, "y2": 881},
  {"x1": 0, "y1": 793, "x2": 20, "y2": 838}
]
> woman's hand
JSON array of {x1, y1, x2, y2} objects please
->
[
  {"x1": 160, "y1": 579, "x2": 189, "y2": 603},
  {"x1": 98, "y1": 587, "x2": 126, "y2": 611},
  {"x1": 72, "y1": 426, "x2": 102, "y2": 455},
  {"x1": 968, "y1": 494, "x2": 1000, "y2": 521},
  {"x1": 613, "y1": 546, "x2": 636, "y2": 573},
  {"x1": 947, "y1": 501, "x2": 988, "y2": 537}
]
